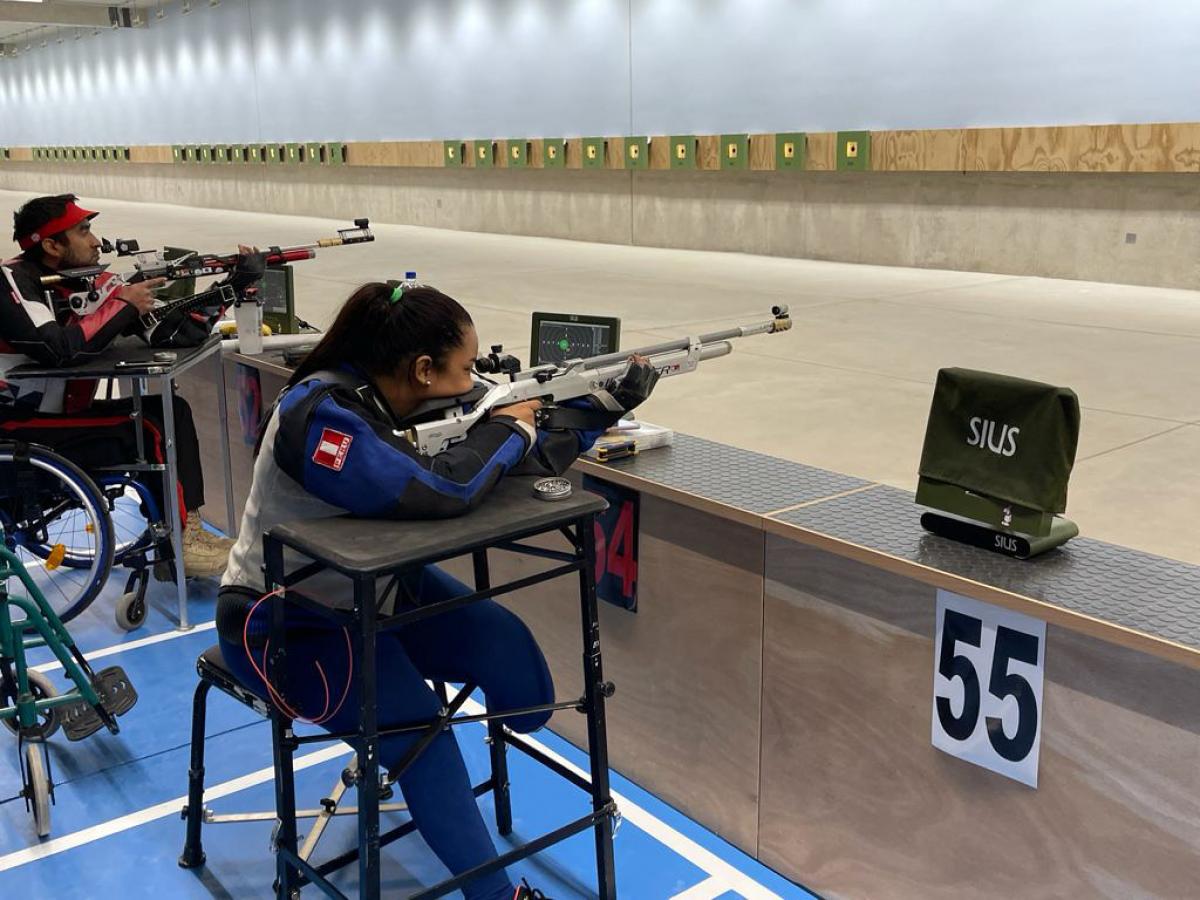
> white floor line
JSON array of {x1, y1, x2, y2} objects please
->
[
  {"x1": 458, "y1": 698, "x2": 785, "y2": 900},
  {"x1": 671, "y1": 874, "x2": 735, "y2": 899},
  {"x1": 1, "y1": 692, "x2": 786, "y2": 897},
  {"x1": 32, "y1": 621, "x2": 217, "y2": 674},
  {"x1": 0, "y1": 742, "x2": 348, "y2": 873}
]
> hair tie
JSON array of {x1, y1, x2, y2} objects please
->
[{"x1": 389, "y1": 283, "x2": 405, "y2": 305}]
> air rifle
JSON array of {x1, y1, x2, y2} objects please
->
[
  {"x1": 404, "y1": 305, "x2": 792, "y2": 455},
  {"x1": 110, "y1": 217, "x2": 374, "y2": 284},
  {"x1": 39, "y1": 219, "x2": 374, "y2": 335}
]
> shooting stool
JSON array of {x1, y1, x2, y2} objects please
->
[{"x1": 178, "y1": 643, "x2": 422, "y2": 871}]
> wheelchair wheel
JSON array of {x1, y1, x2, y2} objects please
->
[
  {"x1": 114, "y1": 588, "x2": 148, "y2": 632},
  {"x1": 24, "y1": 477, "x2": 152, "y2": 569},
  {"x1": 98, "y1": 477, "x2": 159, "y2": 565},
  {"x1": 0, "y1": 667, "x2": 60, "y2": 741},
  {"x1": 0, "y1": 444, "x2": 115, "y2": 626},
  {"x1": 23, "y1": 742, "x2": 52, "y2": 838}
]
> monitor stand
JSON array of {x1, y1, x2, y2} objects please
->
[{"x1": 915, "y1": 479, "x2": 1078, "y2": 559}]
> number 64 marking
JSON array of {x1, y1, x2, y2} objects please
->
[{"x1": 936, "y1": 609, "x2": 1040, "y2": 762}]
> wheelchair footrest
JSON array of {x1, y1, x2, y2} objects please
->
[{"x1": 59, "y1": 667, "x2": 140, "y2": 742}]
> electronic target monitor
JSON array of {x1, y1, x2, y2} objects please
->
[{"x1": 530, "y1": 312, "x2": 621, "y2": 366}]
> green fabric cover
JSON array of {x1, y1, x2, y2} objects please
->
[{"x1": 918, "y1": 368, "x2": 1080, "y2": 513}]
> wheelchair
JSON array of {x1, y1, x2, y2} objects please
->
[
  {"x1": 0, "y1": 439, "x2": 173, "y2": 632},
  {"x1": 0, "y1": 527, "x2": 139, "y2": 837}
]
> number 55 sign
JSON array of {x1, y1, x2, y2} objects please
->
[{"x1": 932, "y1": 590, "x2": 1046, "y2": 787}]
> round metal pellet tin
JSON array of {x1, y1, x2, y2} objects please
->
[{"x1": 532, "y1": 477, "x2": 572, "y2": 501}]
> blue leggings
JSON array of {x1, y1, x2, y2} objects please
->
[{"x1": 217, "y1": 565, "x2": 554, "y2": 900}]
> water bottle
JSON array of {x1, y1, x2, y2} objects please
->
[{"x1": 403, "y1": 271, "x2": 418, "y2": 289}]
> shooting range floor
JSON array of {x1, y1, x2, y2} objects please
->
[
  {"x1": 0, "y1": 519, "x2": 814, "y2": 900},
  {"x1": 0, "y1": 188, "x2": 1192, "y2": 564}
]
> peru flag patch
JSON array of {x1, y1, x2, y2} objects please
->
[{"x1": 312, "y1": 428, "x2": 352, "y2": 471}]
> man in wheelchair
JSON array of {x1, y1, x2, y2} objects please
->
[{"x1": 0, "y1": 194, "x2": 253, "y2": 578}]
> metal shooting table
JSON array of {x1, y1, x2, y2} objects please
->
[
  {"x1": 7, "y1": 334, "x2": 236, "y2": 630},
  {"x1": 262, "y1": 476, "x2": 617, "y2": 899}
]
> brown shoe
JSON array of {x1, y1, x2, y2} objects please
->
[
  {"x1": 192, "y1": 524, "x2": 236, "y2": 553},
  {"x1": 182, "y1": 514, "x2": 231, "y2": 579}
]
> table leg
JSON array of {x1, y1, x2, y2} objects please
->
[
  {"x1": 215, "y1": 353, "x2": 237, "y2": 537},
  {"x1": 355, "y1": 575, "x2": 382, "y2": 899},
  {"x1": 159, "y1": 375, "x2": 190, "y2": 630},
  {"x1": 578, "y1": 515, "x2": 616, "y2": 898},
  {"x1": 131, "y1": 379, "x2": 147, "y2": 462},
  {"x1": 474, "y1": 549, "x2": 513, "y2": 836}
]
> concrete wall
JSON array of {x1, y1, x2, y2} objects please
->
[{"x1": 2, "y1": 163, "x2": 1198, "y2": 289}]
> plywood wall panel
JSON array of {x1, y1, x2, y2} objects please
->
[
  {"x1": 565, "y1": 138, "x2": 583, "y2": 169},
  {"x1": 697, "y1": 135, "x2": 721, "y2": 171},
  {"x1": 128, "y1": 145, "x2": 174, "y2": 164},
  {"x1": 749, "y1": 133, "x2": 775, "y2": 170},
  {"x1": 968, "y1": 127, "x2": 1074, "y2": 172},
  {"x1": 1107, "y1": 122, "x2": 1200, "y2": 172},
  {"x1": 528, "y1": 138, "x2": 545, "y2": 169},
  {"x1": 345, "y1": 141, "x2": 397, "y2": 166},
  {"x1": 873, "y1": 129, "x2": 966, "y2": 171},
  {"x1": 403, "y1": 141, "x2": 446, "y2": 168},
  {"x1": 346, "y1": 141, "x2": 443, "y2": 168},
  {"x1": 805, "y1": 132, "x2": 837, "y2": 171},
  {"x1": 1072, "y1": 125, "x2": 1135, "y2": 172},
  {"x1": 605, "y1": 136, "x2": 625, "y2": 169},
  {"x1": 649, "y1": 135, "x2": 671, "y2": 169}
]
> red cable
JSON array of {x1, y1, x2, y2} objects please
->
[
  {"x1": 314, "y1": 627, "x2": 354, "y2": 726},
  {"x1": 242, "y1": 588, "x2": 353, "y2": 726}
]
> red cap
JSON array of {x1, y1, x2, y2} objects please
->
[{"x1": 17, "y1": 200, "x2": 98, "y2": 250}]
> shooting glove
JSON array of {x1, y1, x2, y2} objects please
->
[
  {"x1": 228, "y1": 249, "x2": 267, "y2": 296},
  {"x1": 607, "y1": 359, "x2": 659, "y2": 413}
]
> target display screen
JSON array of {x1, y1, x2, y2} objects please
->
[{"x1": 530, "y1": 312, "x2": 621, "y2": 366}]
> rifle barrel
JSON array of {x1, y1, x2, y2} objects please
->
[
  {"x1": 268, "y1": 248, "x2": 317, "y2": 265},
  {"x1": 543, "y1": 310, "x2": 789, "y2": 373}
]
